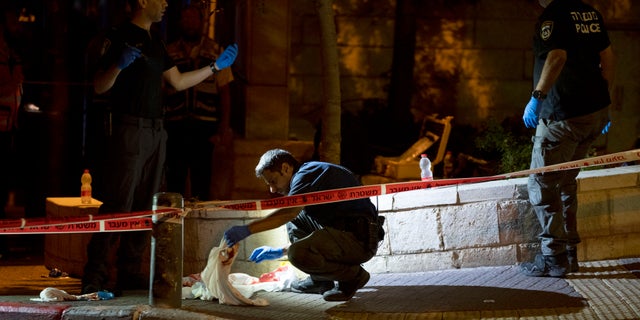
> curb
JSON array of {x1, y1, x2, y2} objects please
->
[{"x1": 0, "y1": 302, "x2": 235, "y2": 320}]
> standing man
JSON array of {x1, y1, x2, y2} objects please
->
[
  {"x1": 164, "y1": 5, "x2": 234, "y2": 201},
  {"x1": 223, "y1": 149, "x2": 385, "y2": 302},
  {"x1": 520, "y1": 0, "x2": 614, "y2": 277},
  {"x1": 82, "y1": 0, "x2": 237, "y2": 295}
]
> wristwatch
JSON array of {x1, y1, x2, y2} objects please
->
[
  {"x1": 532, "y1": 90, "x2": 547, "y2": 100},
  {"x1": 209, "y1": 61, "x2": 219, "y2": 75}
]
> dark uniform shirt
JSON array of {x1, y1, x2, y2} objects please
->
[
  {"x1": 98, "y1": 22, "x2": 174, "y2": 118},
  {"x1": 533, "y1": 0, "x2": 611, "y2": 121},
  {"x1": 289, "y1": 161, "x2": 377, "y2": 229}
]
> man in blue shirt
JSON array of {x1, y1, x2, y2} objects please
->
[{"x1": 223, "y1": 149, "x2": 384, "y2": 301}]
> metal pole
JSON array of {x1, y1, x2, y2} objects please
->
[{"x1": 149, "y1": 192, "x2": 184, "y2": 308}]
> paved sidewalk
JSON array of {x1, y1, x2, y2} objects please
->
[{"x1": 0, "y1": 257, "x2": 639, "y2": 319}]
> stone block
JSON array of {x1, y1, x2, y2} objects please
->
[
  {"x1": 245, "y1": 86, "x2": 290, "y2": 139},
  {"x1": 459, "y1": 49, "x2": 524, "y2": 79},
  {"x1": 578, "y1": 169, "x2": 640, "y2": 192},
  {"x1": 577, "y1": 191, "x2": 611, "y2": 237},
  {"x1": 336, "y1": 17, "x2": 395, "y2": 46},
  {"x1": 474, "y1": 20, "x2": 534, "y2": 49},
  {"x1": 497, "y1": 200, "x2": 539, "y2": 244},
  {"x1": 475, "y1": 1, "x2": 539, "y2": 20},
  {"x1": 333, "y1": 0, "x2": 395, "y2": 16},
  {"x1": 63, "y1": 305, "x2": 139, "y2": 319},
  {"x1": 611, "y1": 188, "x2": 640, "y2": 234},
  {"x1": 339, "y1": 77, "x2": 390, "y2": 102},
  {"x1": 385, "y1": 251, "x2": 454, "y2": 273},
  {"x1": 363, "y1": 255, "x2": 388, "y2": 274},
  {"x1": 184, "y1": 207, "x2": 290, "y2": 277},
  {"x1": 393, "y1": 187, "x2": 457, "y2": 211},
  {"x1": 371, "y1": 194, "x2": 393, "y2": 213},
  {"x1": 232, "y1": 140, "x2": 314, "y2": 196},
  {"x1": 290, "y1": 46, "x2": 321, "y2": 75},
  {"x1": 416, "y1": 19, "x2": 474, "y2": 49},
  {"x1": 386, "y1": 208, "x2": 441, "y2": 253},
  {"x1": 441, "y1": 202, "x2": 500, "y2": 249},
  {"x1": 244, "y1": 0, "x2": 289, "y2": 85},
  {"x1": 457, "y1": 245, "x2": 518, "y2": 268},
  {"x1": 582, "y1": 234, "x2": 640, "y2": 261},
  {"x1": 183, "y1": 209, "x2": 250, "y2": 275},
  {"x1": 340, "y1": 45, "x2": 389, "y2": 76},
  {"x1": 458, "y1": 179, "x2": 523, "y2": 203}
]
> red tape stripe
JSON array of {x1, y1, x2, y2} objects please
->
[
  {"x1": 1, "y1": 148, "x2": 639, "y2": 234},
  {"x1": 219, "y1": 148, "x2": 640, "y2": 211}
]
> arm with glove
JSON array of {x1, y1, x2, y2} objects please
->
[
  {"x1": 223, "y1": 206, "x2": 301, "y2": 249},
  {"x1": 164, "y1": 43, "x2": 239, "y2": 91},
  {"x1": 522, "y1": 49, "x2": 566, "y2": 128},
  {"x1": 94, "y1": 44, "x2": 142, "y2": 94},
  {"x1": 249, "y1": 246, "x2": 288, "y2": 263},
  {"x1": 600, "y1": 45, "x2": 615, "y2": 135}
]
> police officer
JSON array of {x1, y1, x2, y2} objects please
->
[
  {"x1": 520, "y1": 0, "x2": 614, "y2": 277},
  {"x1": 82, "y1": 0, "x2": 237, "y2": 295},
  {"x1": 223, "y1": 149, "x2": 385, "y2": 302}
]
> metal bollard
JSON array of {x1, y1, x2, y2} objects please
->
[{"x1": 149, "y1": 192, "x2": 184, "y2": 308}]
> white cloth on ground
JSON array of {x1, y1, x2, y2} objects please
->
[
  {"x1": 192, "y1": 239, "x2": 269, "y2": 306},
  {"x1": 31, "y1": 287, "x2": 108, "y2": 302}
]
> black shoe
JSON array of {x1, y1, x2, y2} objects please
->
[
  {"x1": 322, "y1": 269, "x2": 370, "y2": 302},
  {"x1": 567, "y1": 248, "x2": 579, "y2": 273},
  {"x1": 520, "y1": 254, "x2": 568, "y2": 278},
  {"x1": 291, "y1": 276, "x2": 334, "y2": 294}
]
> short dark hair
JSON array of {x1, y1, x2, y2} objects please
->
[{"x1": 255, "y1": 149, "x2": 300, "y2": 178}]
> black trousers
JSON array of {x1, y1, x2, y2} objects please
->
[
  {"x1": 286, "y1": 211, "x2": 375, "y2": 283},
  {"x1": 83, "y1": 118, "x2": 167, "y2": 289},
  {"x1": 164, "y1": 118, "x2": 217, "y2": 200}
]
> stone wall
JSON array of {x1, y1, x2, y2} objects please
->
[
  {"x1": 204, "y1": 165, "x2": 640, "y2": 276},
  {"x1": 365, "y1": 165, "x2": 640, "y2": 273}
]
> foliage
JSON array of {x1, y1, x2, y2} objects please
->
[{"x1": 474, "y1": 117, "x2": 532, "y2": 174}]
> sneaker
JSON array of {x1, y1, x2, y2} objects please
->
[
  {"x1": 567, "y1": 248, "x2": 579, "y2": 273},
  {"x1": 520, "y1": 254, "x2": 568, "y2": 278},
  {"x1": 291, "y1": 276, "x2": 334, "y2": 294},
  {"x1": 322, "y1": 269, "x2": 370, "y2": 302}
]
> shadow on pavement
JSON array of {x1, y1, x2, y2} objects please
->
[{"x1": 328, "y1": 285, "x2": 587, "y2": 314}]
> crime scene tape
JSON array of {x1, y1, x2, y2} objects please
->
[
  {"x1": 211, "y1": 148, "x2": 640, "y2": 211},
  {"x1": 1, "y1": 148, "x2": 639, "y2": 235},
  {"x1": 0, "y1": 208, "x2": 179, "y2": 235}
]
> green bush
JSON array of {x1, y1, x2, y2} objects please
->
[{"x1": 474, "y1": 117, "x2": 532, "y2": 174}]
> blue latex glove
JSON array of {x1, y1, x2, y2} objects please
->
[
  {"x1": 214, "y1": 43, "x2": 238, "y2": 70},
  {"x1": 223, "y1": 225, "x2": 251, "y2": 247},
  {"x1": 522, "y1": 96, "x2": 540, "y2": 129},
  {"x1": 117, "y1": 45, "x2": 142, "y2": 70},
  {"x1": 601, "y1": 121, "x2": 611, "y2": 135},
  {"x1": 249, "y1": 246, "x2": 284, "y2": 263}
]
